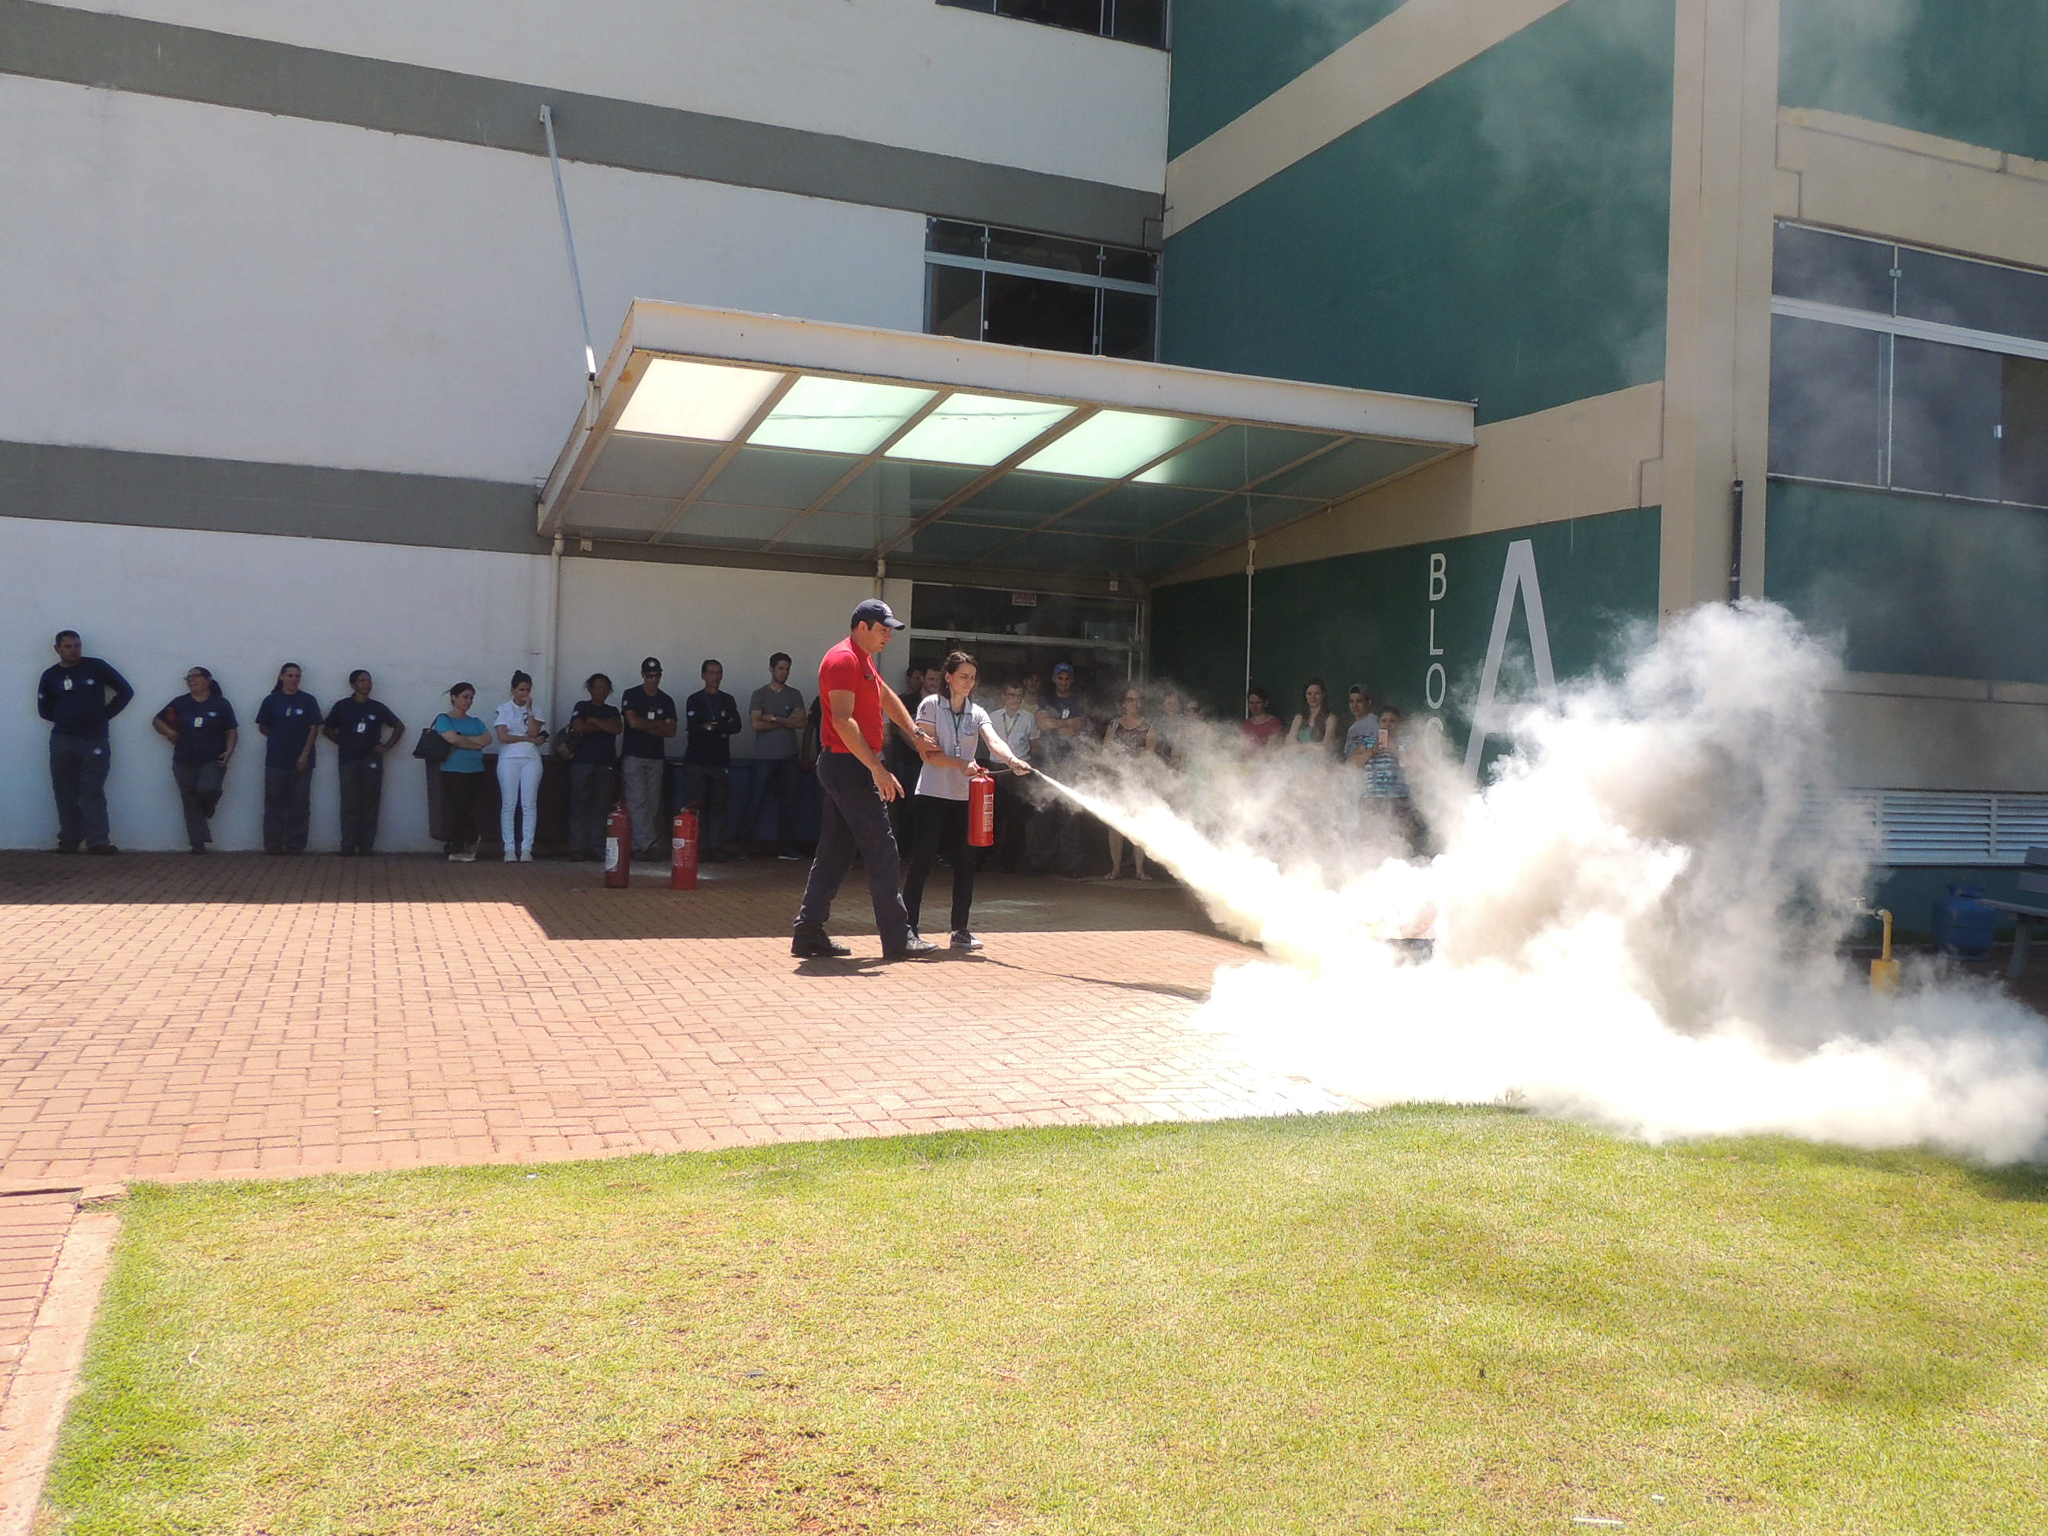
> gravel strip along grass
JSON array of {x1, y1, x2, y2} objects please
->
[{"x1": 41, "y1": 1109, "x2": 2048, "y2": 1534}]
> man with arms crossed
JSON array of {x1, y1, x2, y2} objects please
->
[
  {"x1": 792, "y1": 600, "x2": 938, "y2": 961},
  {"x1": 38, "y1": 630, "x2": 133, "y2": 854}
]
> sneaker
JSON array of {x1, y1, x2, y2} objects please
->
[
  {"x1": 791, "y1": 927, "x2": 851, "y2": 959},
  {"x1": 950, "y1": 930, "x2": 983, "y2": 951},
  {"x1": 518, "y1": 850, "x2": 534, "y2": 862},
  {"x1": 451, "y1": 851, "x2": 476, "y2": 863},
  {"x1": 189, "y1": 843, "x2": 208, "y2": 855},
  {"x1": 85, "y1": 844, "x2": 118, "y2": 856},
  {"x1": 56, "y1": 841, "x2": 78, "y2": 855},
  {"x1": 777, "y1": 849, "x2": 802, "y2": 862},
  {"x1": 883, "y1": 936, "x2": 939, "y2": 961},
  {"x1": 503, "y1": 852, "x2": 518, "y2": 863}
]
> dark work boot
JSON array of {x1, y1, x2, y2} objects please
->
[{"x1": 791, "y1": 926, "x2": 851, "y2": 959}]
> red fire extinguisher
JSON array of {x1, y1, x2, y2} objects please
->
[
  {"x1": 968, "y1": 773, "x2": 996, "y2": 848},
  {"x1": 604, "y1": 802, "x2": 632, "y2": 888},
  {"x1": 671, "y1": 808, "x2": 700, "y2": 890}
]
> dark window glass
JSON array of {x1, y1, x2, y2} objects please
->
[
  {"x1": 1773, "y1": 224, "x2": 1896, "y2": 312},
  {"x1": 1898, "y1": 248, "x2": 2048, "y2": 346},
  {"x1": 2003, "y1": 357, "x2": 2048, "y2": 507},
  {"x1": 926, "y1": 264, "x2": 984, "y2": 342},
  {"x1": 1001, "y1": 0, "x2": 1104, "y2": 34},
  {"x1": 985, "y1": 271, "x2": 1097, "y2": 354},
  {"x1": 1768, "y1": 315, "x2": 1888, "y2": 486},
  {"x1": 986, "y1": 227, "x2": 1104, "y2": 276},
  {"x1": 1100, "y1": 289, "x2": 1157, "y2": 360},
  {"x1": 1891, "y1": 337, "x2": 2005, "y2": 502},
  {"x1": 1101, "y1": 246, "x2": 1158, "y2": 285},
  {"x1": 926, "y1": 218, "x2": 986, "y2": 259},
  {"x1": 1109, "y1": 0, "x2": 1168, "y2": 46},
  {"x1": 935, "y1": 0, "x2": 1168, "y2": 48}
]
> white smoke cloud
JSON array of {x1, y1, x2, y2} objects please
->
[{"x1": 1049, "y1": 603, "x2": 2048, "y2": 1164}]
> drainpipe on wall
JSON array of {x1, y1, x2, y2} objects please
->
[
  {"x1": 875, "y1": 557, "x2": 887, "y2": 602},
  {"x1": 1728, "y1": 479, "x2": 1746, "y2": 603},
  {"x1": 1244, "y1": 537, "x2": 1257, "y2": 705},
  {"x1": 547, "y1": 532, "x2": 565, "y2": 732}
]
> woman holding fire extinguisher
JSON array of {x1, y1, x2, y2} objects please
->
[{"x1": 902, "y1": 651, "x2": 1032, "y2": 951}]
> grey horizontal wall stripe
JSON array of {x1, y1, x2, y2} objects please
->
[
  {"x1": 0, "y1": 440, "x2": 1134, "y2": 593},
  {"x1": 0, "y1": 439, "x2": 547, "y2": 555},
  {"x1": 0, "y1": 0, "x2": 1163, "y2": 249}
]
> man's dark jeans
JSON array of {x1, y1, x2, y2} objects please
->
[
  {"x1": 49, "y1": 732, "x2": 112, "y2": 848},
  {"x1": 263, "y1": 765, "x2": 313, "y2": 853},
  {"x1": 795, "y1": 752, "x2": 913, "y2": 950},
  {"x1": 679, "y1": 762, "x2": 730, "y2": 855},
  {"x1": 740, "y1": 756, "x2": 801, "y2": 854}
]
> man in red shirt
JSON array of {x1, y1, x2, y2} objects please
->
[{"x1": 793, "y1": 599, "x2": 939, "y2": 960}]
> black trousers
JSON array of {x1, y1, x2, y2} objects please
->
[
  {"x1": 740, "y1": 756, "x2": 801, "y2": 853},
  {"x1": 440, "y1": 770, "x2": 485, "y2": 853},
  {"x1": 679, "y1": 762, "x2": 730, "y2": 853},
  {"x1": 49, "y1": 732, "x2": 112, "y2": 848},
  {"x1": 568, "y1": 762, "x2": 615, "y2": 857},
  {"x1": 172, "y1": 759, "x2": 224, "y2": 847},
  {"x1": 795, "y1": 752, "x2": 912, "y2": 950},
  {"x1": 337, "y1": 757, "x2": 383, "y2": 853},
  {"x1": 903, "y1": 794, "x2": 975, "y2": 936},
  {"x1": 263, "y1": 765, "x2": 313, "y2": 853}
]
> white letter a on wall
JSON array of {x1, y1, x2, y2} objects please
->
[{"x1": 1463, "y1": 539, "x2": 1557, "y2": 781}]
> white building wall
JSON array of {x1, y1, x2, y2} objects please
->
[
  {"x1": 33, "y1": 0, "x2": 1168, "y2": 192},
  {"x1": 0, "y1": 75, "x2": 926, "y2": 485},
  {"x1": 0, "y1": 517, "x2": 912, "y2": 851}
]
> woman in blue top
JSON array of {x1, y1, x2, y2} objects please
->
[
  {"x1": 153, "y1": 666, "x2": 238, "y2": 853},
  {"x1": 433, "y1": 682, "x2": 491, "y2": 862},
  {"x1": 255, "y1": 662, "x2": 321, "y2": 856}
]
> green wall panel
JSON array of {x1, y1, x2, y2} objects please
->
[
  {"x1": 1150, "y1": 506, "x2": 1661, "y2": 760},
  {"x1": 1160, "y1": 0, "x2": 1674, "y2": 426},
  {"x1": 1167, "y1": 0, "x2": 1405, "y2": 157},
  {"x1": 1764, "y1": 480, "x2": 2048, "y2": 683},
  {"x1": 1780, "y1": 0, "x2": 2048, "y2": 161}
]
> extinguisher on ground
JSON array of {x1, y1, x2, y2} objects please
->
[
  {"x1": 968, "y1": 772, "x2": 995, "y2": 848},
  {"x1": 604, "y1": 802, "x2": 632, "y2": 888},
  {"x1": 671, "y1": 807, "x2": 700, "y2": 890}
]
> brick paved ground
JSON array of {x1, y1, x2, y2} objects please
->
[
  {"x1": 0, "y1": 850, "x2": 1365, "y2": 1445},
  {"x1": 0, "y1": 851, "x2": 1352, "y2": 1191}
]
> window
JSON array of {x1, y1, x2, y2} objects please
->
[
  {"x1": 1768, "y1": 224, "x2": 2048, "y2": 509},
  {"x1": 937, "y1": 0, "x2": 1168, "y2": 49},
  {"x1": 925, "y1": 220, "x2": 1160, "y2": 361}
]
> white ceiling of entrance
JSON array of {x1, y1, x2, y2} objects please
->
[{"x1": 540, "y1": 302, "x2": 1475, "y2": 583}]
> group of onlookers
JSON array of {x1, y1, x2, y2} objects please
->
[
  {"x1": 34, "y1": 628, "x2": 1417, "y2": 865},
  {"x1": 32, "y1": 632, "x2": 809, "y2": 862}
]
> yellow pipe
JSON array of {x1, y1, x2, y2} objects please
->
[{"x1": 1870, "y1": 908, "x2": 1900, "y2": 994}]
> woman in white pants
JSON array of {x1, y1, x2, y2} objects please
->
[{"x1": 493, "y1": 670, "x2": 547, "y2": 861}]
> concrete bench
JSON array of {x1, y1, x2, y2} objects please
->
[{"x1": 1981, "y1": 846, "x2": 2048, "y2": 979}]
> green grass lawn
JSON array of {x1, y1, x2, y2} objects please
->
[{"x1": 42, "y1": 1110, "x2": 2048, "y2": 1535}]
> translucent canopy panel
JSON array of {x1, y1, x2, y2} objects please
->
[
  {"x1": 1018, "y1": 410, "x2": 1209, "y2": 478},
  {"x1": 614, "y1": 359, "x2": 783, "y2": 440},
  {"x1": 540, "y1": 302, "x2": 1476, "y2": 583},
  {"x1": 883, "y1": 394, "x2": 1077, "y2": 467},
  {"x1": 748, "y1": 377, "x2": 936, "y2": 455}
]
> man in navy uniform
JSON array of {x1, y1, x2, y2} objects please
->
[{"x1": 37, "y1": 630, "x2": 133, "y2": 854}]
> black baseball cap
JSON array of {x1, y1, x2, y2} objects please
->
[
  {"x1": 640, "y1": 657, "x2": 663, "y2": 673},
  {"x1": 851, "y1": 599, "x2": 906, "y2": 630}
]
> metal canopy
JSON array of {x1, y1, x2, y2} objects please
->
[{"x1": 540, "y1": 302, "x2": 1475, "y2": 584}]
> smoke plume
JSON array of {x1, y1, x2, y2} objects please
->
[{"x1": 1052, "y1": 602, "x2": 2048, "y2": 1164}]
